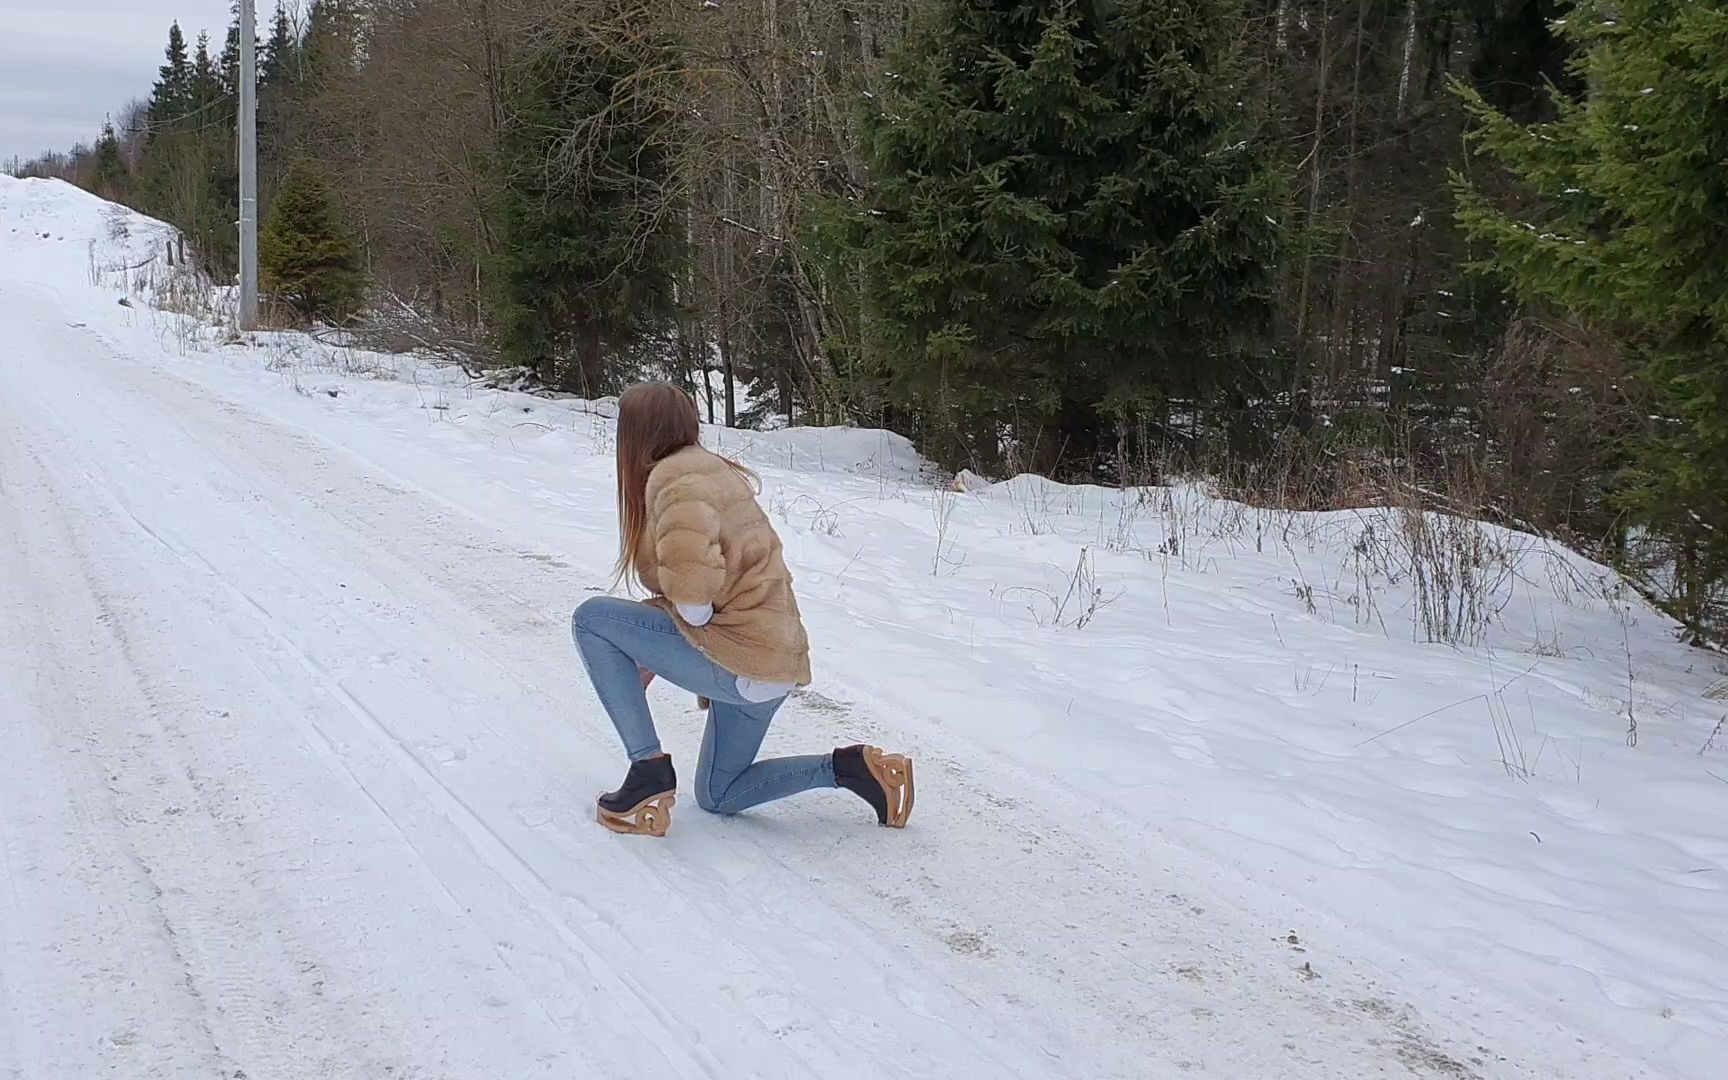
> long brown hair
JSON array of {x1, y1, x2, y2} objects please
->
[
  {"x1": 611, "y1": 383, "x2": 761, "y2": 588},
  {"x1": 613, "y1": 382, "x2": 702, "y2": 587}
]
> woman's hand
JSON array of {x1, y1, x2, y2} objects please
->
[{"x1": 639, "y1": 665, "x2": 656, "y2": 690}]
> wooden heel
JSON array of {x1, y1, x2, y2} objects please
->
[
  {"x1": 596, "y1": 791, "x2": 676, "y2": 836},
  {"x1": 863, "y1": 747, "x2": 914, "y2": 828}
]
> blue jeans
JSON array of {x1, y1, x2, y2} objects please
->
[{"x1": 571, "y1": 596, "x2": 836, "y2": 814}]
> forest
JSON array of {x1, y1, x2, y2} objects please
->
[{"x1": 13, "y1": 0, "x2": 1727, "y2": 642}]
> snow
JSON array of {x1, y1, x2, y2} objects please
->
[{"x1": 3, "y1": 175, "x2": 1727, "y2": 1079}]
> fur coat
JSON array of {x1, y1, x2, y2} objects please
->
[{"x1": 635, "y1": 446, "x2": 812, "y2": 685}]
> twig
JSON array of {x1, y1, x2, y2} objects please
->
[
  {"x1": 1357, "y1": 694, "x2": 1488, "y2": 748},
  {"x1": 1700, "y1": 714, "x2": 1726, "y2": 755},
  {"x1": 1623, "y1": 610, "x2": 1639, "y2": 748},
  {"x1": 835, "y1": 545, "x2": 864, "y2": 581}
]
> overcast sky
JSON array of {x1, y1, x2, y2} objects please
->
[{"x1": 2, "y1": 1, "x2": 239, "y2": 163}]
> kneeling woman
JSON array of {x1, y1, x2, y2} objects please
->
[{"x1": 572, "y1": 382, "x2": 913, "y2": 837}]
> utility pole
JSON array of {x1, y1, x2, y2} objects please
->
[{"x1": 238, "y1": 0, "x2": 258, "y2": 329}]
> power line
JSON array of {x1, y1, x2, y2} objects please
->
[{"x1": 123, "y1": 90, "x2": 239, "y2": 136}]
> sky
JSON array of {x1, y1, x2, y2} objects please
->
[{"x1": 1, "y1": 1, "x2": 240, "y2": 164}]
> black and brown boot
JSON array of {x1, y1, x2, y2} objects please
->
[
  {"x1": 597, "y1": 755, "x2": 677, "y2": 837},
  {"x1": 833, "y1": 745, "x2": 914, "y2": 828}
]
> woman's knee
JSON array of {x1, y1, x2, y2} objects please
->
[
  {"x1": 572, "y1": 594, "x2": 608, "y2": 627},
  {"x1": 693, "y1": 775, "x2": 735, "y2": 815},
  {"x1": 572, "y1": 595, "x2": 628, "y2": 638}
]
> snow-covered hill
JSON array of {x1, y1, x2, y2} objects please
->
[{"x1": 3, "y1": 175, "x2": 1724, "y2": 1079}]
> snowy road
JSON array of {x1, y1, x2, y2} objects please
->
[
  {"x1": 0, "y1": 279, "x2": 1299, "y2": 1078},
  {"x1": 0, "y1": 287, "x2": 1353, "y2": 1079},
  {"x1": 2, "y1": 179, "x2": 1707, "y2": 1080},
  {"x1": 0, "y1": 274, "x2": 1454, "y2": 1080}
]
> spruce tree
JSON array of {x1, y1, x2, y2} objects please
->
[
  {"x1": 259, "y1": 1, "x2": 301, "y2": 210},
  {"x1": 301, "y1": 0, "x2": 362, "y2": 85},
  {"x1": 220, "y1": 8, "x2": 242, "y2": 98},
  {"x1": 261, "y1": 3, "x2": 299, "y2": 87},
  {"x1": 149, "y1": 24, "x2": 238, "y2": 276},
  {"x1": 191, "y1": 32, "x2": 222, "y2": 111},
  {"x1": 92, "y1": 122, "x2": 126, "y2": 200},
  {"x1": 147, "y1": 23, "x2": 193, "y2": 127},
  {"x1": 491, "y1": 22, "x2": 683, "y2": 395},
  {"x1": 1454, "y1": 0, "x2": 1728, "y2": 635},
  {"x1": 827, "y1": 0, "x2": 1284, "y2": 471},
  {"x1": 260, "y1": 163, "x2": 365, "y2": 322},
  {"x1": 136, "y1": 20, "x2": 236, "y2": 273}
]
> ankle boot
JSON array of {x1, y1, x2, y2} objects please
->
[
  {"x1": 597, "y1": 755, "x2": 677, "y2": 836},
  {"x1": 833, "y1": 745, "x2": 914, "y2": 828}
]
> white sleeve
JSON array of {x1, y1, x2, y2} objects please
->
[
  {"x1": 736, "y1": 677, "x2": 795, "y2": 704},
  {"x1": 676, "y1": 602, "x2": 714, "y2": 627}
]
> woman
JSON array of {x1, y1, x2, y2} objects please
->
[{"x1": 571, "y1": 382, "x2": 914, "y2": 837}]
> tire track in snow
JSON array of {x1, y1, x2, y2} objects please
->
[
  {"x1": 0, "y1": 428, "x2": 264, "y2": 1078},
  {"x1": 6, "y1": 306, "x2": 593, "y2": 1079}
]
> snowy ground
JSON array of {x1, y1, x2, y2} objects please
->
[{"x1": 3, "y1": 176, "x2": 1725, "y2": 1079}]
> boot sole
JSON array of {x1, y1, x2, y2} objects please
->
[
  {"x1": 862, "y1": 747, "x2": 914, "y2": 828},
  {"x1": 596, "y1": 791, "x2": 676, "y2": 837}
]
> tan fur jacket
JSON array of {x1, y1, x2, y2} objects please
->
[{"x1": 635, "y1": 446, "x2": 812, "y2": 685}]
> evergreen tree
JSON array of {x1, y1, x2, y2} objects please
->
[
  {"x1": 191, "y1": 32, "x2": 222, "y2": 111},
  {"x1": 826, "y1": 0, "x2": 1284, "y2": 472},
  {"x1": 92, "y1": 122, "x2": 127, "y2": 199},
  {"x1": 220, "y1": 5, "x2": 242, "y2": 98},
  {"x1": 301, "y1": 0, "x2": 363, "y2": 86},
  {"x1": 256, "y1": 2, "x2": 304, "y2": 225},
  {"x1": 491, "y1": 23, "x2": 684, "y2": 395},
  {"x1": 291, "y1": 0, "x2": 365, "y2": 182},
  {"x1": 135, "y1": 20, "x2": 235, "y2": 273},
  {"x1": 260, "y1": 163, "x2": 365, "y2": 322},
  {"x1": 1455, "y1": 0, "x2": 1728, "y2": 635},
  {"x1": 261, "y1": 3, "x2": 299, "y2": 87},
  {"x1": 138, "y1": 21, "x2": 239, "y2": 277},
  {"x1": 147, "y1": 22, "x2": 194, "y2": 128}
]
